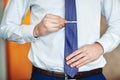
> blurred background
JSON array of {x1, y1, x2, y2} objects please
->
[
  {"x1": 0, "y1": 0, "x2": 7, "y2": 80},
  {"x1": 0, "y1": 0, "x2": 120, "y2": 80}
]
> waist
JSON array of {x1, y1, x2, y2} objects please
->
[
  {"x1": 32, "y1": 66, "x2": 103, "y2": 79},
  {"x1": 29, "y1": 54, "x2": 106, "y2": 72}
]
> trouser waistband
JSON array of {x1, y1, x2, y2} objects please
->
[{"x1": 32, "y1": 66, "x2": 102, "y2": 79}]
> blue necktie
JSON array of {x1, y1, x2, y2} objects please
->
[{"x1": 64, "y1": 0, "x2": 78, "y2": 78}]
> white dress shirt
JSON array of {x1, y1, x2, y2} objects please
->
[{"x1": 0, "y1": 0, "x2": 120, "y2": 72}]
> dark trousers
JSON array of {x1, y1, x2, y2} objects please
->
[{"x1": 30, "y1": 71, "x2": 106, "y2": 80}]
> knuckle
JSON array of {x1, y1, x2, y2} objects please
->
[
  {"x1": 56, "y1": 24, "x2": 61, "y2": 27},
  {"x1": 44, "y1": 18, "x2": 47, "y2": 21},
  {"x1": 56, "y1": 15, "x2": 60, "y2": 18},
  {"x1": 83, "y1": 62, "x2": 87, "y2": 65},
  {"x1": 85, "y1": 50, "x2": 89, "y2": 55},
  {"x1": 71, "y1": 58, "x2": 75, "y2": 62},
  {"x1": 76, "y1": 56, "x2": 80, "y2": 60},
  {"x1": 54, "y1": 28, "x2": 59, "y2": 32},
  {"x1": 46, "y1": 27, "x2": 51, "y2": 32},
  {"x1": 83, "y1": 47, "x2": 87, "y2": 51},
  {"x1": 88, "y1": 57, "x2": 92, "y2": 60},
  {"x1": 45, "y1": 14, "x2": 50, "y2": 17},
  {"x1": 75, "y1": 61, "x2": 79, "y2": 66},
  {"x1": 43, "y1": 18, "x2": 48, "y2": 22},
  {"x1": 44, "y1": 23, "x2": 48, "y2": 27},
  {"x1": 53, "y1": 28, "x2": 60, "y2": 32},
  {"x1": 81, "y1": 52, "x2": 84, "y2": 56},
  {"x1": 44, "y1": 26, "x2": 50, "y2": 32}
]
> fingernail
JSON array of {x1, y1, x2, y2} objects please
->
[
  {"x1": 66, "y1": 62, "x2": 68, "y2": 65},
  {"x1": 66, "y1": 57, "x2": 69, "y2": 60},
  {"x1": 70, "y1": 65, "x2": 73, "y2": 68},
  {"x1": 65, "y1": 20, "x2": 67, "y2": 23},
  {"x1": 66, "y1": 61, "x2": 69, "y2": 65},
  {"x1": 77, "y1": 66, "x2": 80, "y2": 68}
]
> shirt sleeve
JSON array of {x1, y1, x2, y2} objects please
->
[
  {"x1": 0, "y1": 0, "x2": 37, "y2": 44},
  {"x1": 96, "y1": 0, "x2": 120, "y2": 53}
]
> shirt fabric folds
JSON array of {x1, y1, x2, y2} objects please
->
[{"x1": 0, "y1": 0, "x2": 120, "y2": 72}]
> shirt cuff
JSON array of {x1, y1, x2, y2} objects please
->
[
  {"x1": 21, "y1": 24, "x2": 37, "y2": 42},
  {"x1": 96, "y1": 34, "x2": 120, "y2": 54}
]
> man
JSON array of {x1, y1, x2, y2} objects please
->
[{"x1": 0, "y1": 0, "x2": 120, "y2": 80}]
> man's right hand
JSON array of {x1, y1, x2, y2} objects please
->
[{"x1": 33, "y1": 14, "x2": 67, "y2": 37}]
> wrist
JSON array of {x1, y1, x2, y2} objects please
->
[
  {"x1": 95, "y1": 42, "x2": 104, "y2": 54},
  {"x1": 33, "y1": 24, "x2": 40, "y2": 38}
]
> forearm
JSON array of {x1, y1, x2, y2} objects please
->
[
  {"x1": 98, "y1": 0, "x2": 120, "y2": 53},
  {"x1": 0, "y1": 23, "x2": 36, "y2": 44}
]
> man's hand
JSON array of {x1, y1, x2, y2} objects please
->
[
  {"x1": 33, "y1": 14, "x2": 66, "y2": 37},
  {"x1": 66, "y1": 43, "x2": 104, "y2": 68}
]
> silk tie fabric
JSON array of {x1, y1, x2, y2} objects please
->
[{"x1": 64, "y1": 0, "x2": 78, "y2": 78}]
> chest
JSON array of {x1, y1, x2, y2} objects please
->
[{"x1": 30, "y1": 0, "x2": 102, "y2": 9}]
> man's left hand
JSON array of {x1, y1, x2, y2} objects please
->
[{"x1": 66, "y1": 43, "x2": 104, "y2": 68}]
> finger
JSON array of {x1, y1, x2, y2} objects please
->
[
  {"x1": 48, "y1": 27, "x2": 60, "y2": 32},
  {"x1": 51, "y1": 23, "x2": 63, "y2": 29},
  {"x1": 44, "y1": 21, "x2": 62, "y2": 29},
  {"x1": 45, "y1": 14, "x2": 66, "y2": 21},
  {"x1": 46, "y1": 18, "x2": 66, "y2": 27},
  {"x1": 66, "y1": 52, "x2": 85, "y2": 65},
  {"x1": 70, "y1": 56, "x2": 88, "y2": 68},
  {"x1": 76, "y1": 59, "x2": 90, "y2": 68},
  {"x1": 46, "y1": 18, "x2": 66, "y2": 23},
  {"x1": 45, "y1": 14, "x2": 59, "y2": 19},
  {"x1": 46, "y1": 14, "x2": 67, "y2": 25},
  {"x1": 66, "y1": 48, "x2": 84, "y2": 60}
]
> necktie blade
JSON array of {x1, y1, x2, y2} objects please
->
[
  {"x1": 65, "y1": 64, "x2": 78, "y2": 77},
  {"x1": 64, "y1": 0, "x2": 78, "y2": 78}
]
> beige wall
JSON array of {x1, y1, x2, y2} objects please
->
[
  {"x1": 0, "y1": 0, "x2": 7, "y2": 80},
  {"x1": 101, "y1": 16, "x2": 120, "y2": 80}
]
